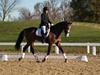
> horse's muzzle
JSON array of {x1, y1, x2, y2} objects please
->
[{"x1": 65, "y1": 33, "x2": 69, "y2": 38}]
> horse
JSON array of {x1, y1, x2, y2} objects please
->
[{"x1": 15, "y1": 21, "x2": 72, "y2": 62}]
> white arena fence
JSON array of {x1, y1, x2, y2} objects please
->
[{"x1": 0, "y1": 42, "x2": 100, "y2": 55}]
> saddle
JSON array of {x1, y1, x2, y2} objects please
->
[{"x1": 35, "y1": 27, "x2": 50, "y2": 37}]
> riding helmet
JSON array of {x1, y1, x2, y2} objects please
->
[{"x1": 43, "y1": 6, "x2": 49, "y2": 12}]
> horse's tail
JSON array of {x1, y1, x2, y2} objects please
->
[{"x1": 15, "y1": 30, "x2": 24, "y2": 50}]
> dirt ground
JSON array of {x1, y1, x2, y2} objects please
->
[{"x1": 0, "y1": 56, "x2": 100, "y2": 75}]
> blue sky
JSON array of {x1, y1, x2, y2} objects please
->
[
  {"x1": 11, "y1": 0, "x2": 46, "y2": 18},
  {"x1": 17, "y1": 0, "x2": 46, "y2": 11}
]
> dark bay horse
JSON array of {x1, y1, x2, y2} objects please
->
[{"x1": 15, "y1": 21, "x2": 72, "y2": 62}]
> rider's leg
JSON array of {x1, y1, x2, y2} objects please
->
[
  {"x1": 41, "y1": 26, "x2": 46, "y2": 34},
  {"x1": 41, "y1": 26, "x2": 46, "y2": 43}
]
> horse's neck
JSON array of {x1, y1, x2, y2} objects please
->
[{"x1": 51, "y1": 24, "x2": 64, "y2": 38}]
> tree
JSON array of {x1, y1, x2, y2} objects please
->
[
  {"x1": 18, "y1": 8, "x2": 34, "y2": 20},
  {"x1": 91, "y1": 0, "x2": 100, "y2": 22},
  {"x1": 34, "y1": 2, "x2": 44, "y2": 18},
  {"x1": 34, "y1": 0, "x2": 60, "y2": 20},
  {"x1": 0, "y1": 0, "x2": 17, "y2": 21},
  {"x1": 44, "y1": 0, "x2": 60, "y2": 20},
  {"x1": 71, "y1": 0, "x2": 94, "y2": 21},
  {"x1": 33, "y1": 0, "x2": 73, "y2": 21},
  {"x1": 60, "y1": 0, "x2": 73, "y2": 21}
]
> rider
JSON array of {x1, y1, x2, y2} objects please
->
[{"x1": 40, "y1": 6, "x2": 52, "y2": 43}]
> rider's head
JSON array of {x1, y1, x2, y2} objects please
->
[{"x1": 43, "y1": 6, "x2": 49, "y2": 14}]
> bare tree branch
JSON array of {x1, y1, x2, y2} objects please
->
[
  {"x1": 18, "y1": 7, "x2": 34, "y2": 20},
  {"x1": 0, "y1": 0, "x2": 17, "y2": 21},
  {"x1": 33, "y1": 0, "x2": 73, "y2": 21},
  {"x1": 34, "y1": 2, "x2": 44, "y2": 17}
]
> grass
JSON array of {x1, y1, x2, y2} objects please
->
[
  {"x1": 0, "y1": 20, "x2": 100, "y2": 42},
  {"x1": 62, "y1": 22, "x2": 100, "y2": 42},
  {"x1": 0, "y1": 20, "x2": 40, "y2": 42},
  {"x1": 0, "y1": 20, "x2": 100, "y2": 53}
]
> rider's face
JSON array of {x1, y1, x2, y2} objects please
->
[{"x1": 46, "y1": 10, "x2": 48, "y2": 14}]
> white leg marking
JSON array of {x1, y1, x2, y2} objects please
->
[
  {"x1": 45, "y1": 55, "x2": 48, "y2": 60},
  {"x1": 22, "y1": 53, "x2": 25, "y2": 58},
  {"x1": 63, "y1": 53, "x2": 67, "y2": 59}
]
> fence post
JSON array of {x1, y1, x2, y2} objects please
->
[
  {"x1": 55, "y1": 46, "x2": 60, "y2": 54},
  {"x1": 87, "y1": 45, "x2": 90, "y2": 54},
  {"x1": 28, "y1": 46, "x2": 30, "y2": 53},
  {"x1": 21, "y1": 45, "x2": 24, "y2": 52},
  {"x1": 92, "y1": 46, "x2": 96, "y2": 56}
]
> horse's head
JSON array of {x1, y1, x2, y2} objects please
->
[
  {"x1": 50, "y1": 21, "x2": 72, "y2": 38},
  {"x1": 63, "y1": 21, "x2": 72, "y2": 38}
]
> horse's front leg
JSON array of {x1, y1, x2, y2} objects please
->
[
  {"x1": 56, "y1": 42, "x2": 68, "y2": 63},
  {"x1": 42, "y1": 44, "x2": 52, "y2": 62}
]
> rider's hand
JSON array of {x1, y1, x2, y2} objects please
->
[
  {"x1": 48, "y1": 23, "x2": 51, "y2": 28},
  {"x1": 51, "y1": 23, "x2": 54, "y2": 26},
  {"x1": 48, "y1": 23, "x2": 51, "y2": 26}
]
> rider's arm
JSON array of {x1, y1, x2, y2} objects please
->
[
  {"x1": 48, "y1": 17, "x2": 51, "y2": 24},
  {"x1": 41, "y1": 14, "x2": 48, "y2": 24}
]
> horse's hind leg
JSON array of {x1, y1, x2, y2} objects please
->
[
  {"x1": 30, "y1": 44, "x2": 40, "y2": 62},
  {"x1": 55, "y1": 42, "x2": 68, "y2": 62},
  {"x1": 19, "y1": 43, "x2": 30, "y2": 61}
]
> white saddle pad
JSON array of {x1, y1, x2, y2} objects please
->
[
  {"x1": 36, "y1": 28, "x2": 42, "y2": 37},
  {"x1": 35, "y1": 28, "x2": 50, "y2": 37}
]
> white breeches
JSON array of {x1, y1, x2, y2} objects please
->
[{"x1": 41, "y1": 26, "x2": 46, "y2": 34}]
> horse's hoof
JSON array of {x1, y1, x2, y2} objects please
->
[
  {"x1": 42, "y1": 58, "x2": 46, "y2": 62},
  {"x1": 18, "y1": 57, "x2": 22, "y2": 61},
  {"x1": 65, "y1": 59, "x2": 68, "y2": 63},
  {"x1": 36, "y1": 60, "x2": 41, "y2": 63}
]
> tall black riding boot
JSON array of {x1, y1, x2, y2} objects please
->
[{"x1": 41, "y1": 33, "x2": 45, "y2": 43}]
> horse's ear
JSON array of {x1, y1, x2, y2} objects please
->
[
  {"x1": 67, "y1": 21, "x2": 72, "y2": 25},
  {"x1": 68, "y1": 22, "x2": 72, "y2": 24},
  {"x1": 64, "y1": 21, "x2": 72, "y2": 25}
]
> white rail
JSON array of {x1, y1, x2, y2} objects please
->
[
  {"x1": 0, "y1": 42, "x2": 99, "y2": 55},
  {"x1": 0, "y1": 42, "x2": 100, "y2": 46}
]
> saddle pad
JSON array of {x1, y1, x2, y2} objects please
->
[
  {"x1": 35, "y1": 28, "x2": 50, "y2": 37},
  {"x1": 35, "y1": 28, "x2": 42, "y2": 37}
]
